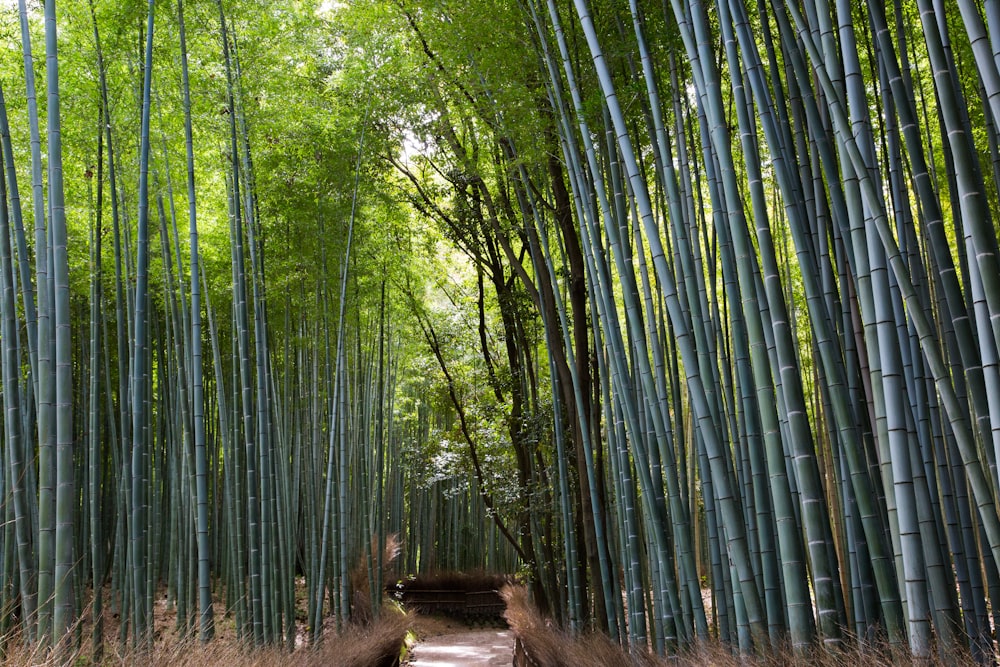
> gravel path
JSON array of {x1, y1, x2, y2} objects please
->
[{"x1": 406, "y1": 628, "x2": 513, "y2": 666}]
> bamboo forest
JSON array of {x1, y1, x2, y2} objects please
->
[{"x1": 7, "y1": 0, "x2": 1000, "y2": 663}]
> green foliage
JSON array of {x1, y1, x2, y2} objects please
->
[{"x1": 8, "y1": 0, "x2": 1000, "y2": 660}]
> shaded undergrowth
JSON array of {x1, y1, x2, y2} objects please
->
[{"x1": 391, "y1": 569, "x2": 513, "y2": 594}]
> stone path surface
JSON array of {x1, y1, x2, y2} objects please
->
[{"x1": 406, "y1": 629, "x2": 513, "y2": 667}]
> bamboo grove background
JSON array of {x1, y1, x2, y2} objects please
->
[{"x1": 3, "y1": 0, "x2": 1000, "y2": 662}]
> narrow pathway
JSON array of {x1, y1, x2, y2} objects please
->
[{"x1": 406, "y1": 628, "x2": 513, "y2": 666}]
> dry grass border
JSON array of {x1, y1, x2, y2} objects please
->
[
  {"x1": 0, "y1": 607, "x2": 412, "y2": 667},
  {"x1": 501, "y1": 585, "x2": 982, "y2": 667}
]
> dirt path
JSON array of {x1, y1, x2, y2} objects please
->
[
  {"x1": 404, "y1": 616, "x2": 513, "y2": 667},
  {"x1": 406, "y1": 629, "x2": 513, "y2": 666}
]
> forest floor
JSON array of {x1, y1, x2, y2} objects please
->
[{"x1": 403, "y1": 614, "x2": 513, "y2": 666}]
